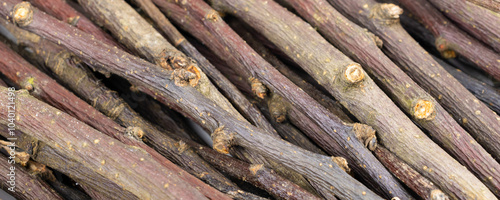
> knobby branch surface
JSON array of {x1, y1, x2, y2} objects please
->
[
  {"x1": 283, "y1": 0, "x2": 500, "y2": 196},
  {"x1": 0, "y1": 87, "x2": 220, "y2": 200},
  {"x1": 0, "y1": 151, "x2": 64, "y2": 200},
  {"x1": 373, "y1": 146, "x2": 449, "y2": 200},
  {"x1": 155, "y1": 0, "x2": 406, "y2": 198},
  {"x1": 426, "y1": 0, "x2": 500, "y2": 53},
  {"x1": 327, "y1": 0, "x2": 500, "y2": 171},
  {"x1": 0, "y1": 20, "x2": 256, "y2": 199},
  {"x1": 133, "y1": 0, "x2": 276, "y2": 134},
  {"x1": 77, "y1": 0, "x2": 246, "y2": 124},
  {"x1": 209, "y1": 0, "x2": 496, "y2": 199},
  {"x1": 396, "y1": 0, "x2": 500, "y2": 81},
  {"x1": 27, "y1": 0, "x2": 122, "y2": 48},
  {"x1": 399, "y1": 14, "x2": 500, "y2": 114},
  {"x1": 0, "y1": 2, "x2": 381, "y2": 199}
]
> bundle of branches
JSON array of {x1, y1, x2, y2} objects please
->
[{"x1": 0, "y1": 0, "x2": 499, "y2": 199}]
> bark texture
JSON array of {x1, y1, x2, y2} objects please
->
[
  {"x1": 0, "y1": 87, "x2": 220, "y2": 200},
  {"x1": 156, "y1": 0, "x2": 408, "y2": 198},
  {"x1": 0, "y1": 2, "x2": 381, "y2": 199},
  {"x1": 396, "y1": 0, "x2": 500, "y2": 81},
  {"x1": 0, "y1": 152, "x2": 64, "y2": 200},
  {"x1": 209, "y1": 0, "x2": 496, "y2": 199},
  {"x1": 327, "y1": 0, "x2": 500, "y2": 165},
  {"x1": 77, "y1": 0, "x2": 245, "y2": 124},
  {"x1": 27, "y1": 0, "x2": 121, "y2": 48},
  {"x1": 283, "y1": 0, "x2": 500, "y2": 196},
  {"x1": 133, "y1": 0, "x2": 276, "y2": 134},
  {"x1": 0, "y1": 20, "x2": 255, "y2": 199},
  {"x1": 426, "y1": 0, "x2": 500, "y2": 53}
]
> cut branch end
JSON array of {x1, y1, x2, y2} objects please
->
[
  {"x1": 344, "y1": 63, "x2": 365, "y2": 84},
  {"x1": 212, "y1": 126, "x2": 233, "y2": 154},
  {"x1": 13, "y1": 2, "x2": 33, "y2": 27},
  {"x1": 353, "y1": 123, "x2": 377, "y2": 150},
  {"x1": 413, "y1": 100, "x2": 436, "y2": 120},
  {"x1": 430, "y1": 189, "x2": 449, "y2": 200},
  {"x1": 332, "y1": 156, "x2": 350, "y2": 173}
]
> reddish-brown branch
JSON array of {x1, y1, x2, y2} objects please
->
[
  {"x1": 0, "y1": 2, "x2": 381, "y2": 199},
  {"x1": 0, "y1": 153, "x2": 63, "y2": 200},
  {"x1": 133, "y1": 0, "x2": 276, "y2": 134},
  {"x1": 155, "y1": 0, "x2": 408, "y2": 198},
  {"x1": 27, "y1": 0, "x2": 121, "y2": 48},
  {"x1": 397, "y1": 0, "x2": 500, "y2": 81},
  {"x1": 282, "y1": 0, "x2": 500, "y2": 196},
  {"x1": 374, "y1": 147, "x2": 449, "y2": 200},
  {"x1": 426, "y1": 0, "x2": 500, "y2": 53}
]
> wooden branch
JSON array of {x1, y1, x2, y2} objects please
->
[
  {"x1": 27, "y1": 0, "x2": 121, "y2": 49},
  {"x1": 0, "y1": 89, "x2": 223, "y2": 199},
  {"x1": 374, "y1": 146, "x2": 450, "y2": 200},
  {"x1": 281, "y1": 0, "x2": 500, "y2": 196},
  {"x1": 0, "y1": 2, "x2": 383, "y2": 199},
  {"x1": 327, "y1": 0, "x2": 500, "y2": 166},
  {"x1": 182, "y1": 138, "x2": 321, "y2": 200},
  {"x1": 435, "y1": 57, "x2": 500, "y2": 115},
  {"x1": 0, "y1": 150, "x2": 63, "y2": 200},
  {"x1": 465, "y1": 0, "x2": 500, "y2": 12},
  {"x1": 426, "y1": 0, "x2": 500, "y2": 53},
  {"x1": 154, "y1": 0, "x2": 409, "y2": 198},
  {"x1": 396, "y1": 0, "x2": 500, "y2": 81},
  {"x1": 133, "y1": 0, "x2": 276, "y2": 134},
  {"x1": 209, "y1": 0, "x2": 496, "y2": 199},
  {"x1": 76, "y1": 0, "x2": 248, "y2": 127},
  {"x1": 228, "y1": 20, "x2": 353, "y2": 123},
  {"x1": 0, "y1": 20, "x2": 256, "y2": 199}
]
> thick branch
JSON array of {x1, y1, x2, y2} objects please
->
[
  {"x1": 77, "y1": 0, "x2": 246, "y2": 125},
  {"x1": 0, "y1": 152, "x2": 63, "y2": 200},
  {"x1": 282, "y1": 0, "x2": 500, "y2": 196},
  {"x1": 0, "y1": 2, "x2": 381, "y2": 199},
  {"x1": 155, "y1": 0, "x2": 408, "y2": 198},
  {"x1": 0, "y1": 20, "x2": 254, "y2": 199},
  {"x1": 328, "y1": 0, "x2": 500, "y2": 168},
  {"x1": 0, "y1": 87, "x2": 218, "y2": 200},
  {"x1": 396, "y1": 0, "x2": 500, "y2": 81},
  {"x1": 426, "y1": 0, "x2": 500, "y2": 53},
  {"x1": 27, "y1": 0, "x2": 121, "y2": 48},
  {"x1": 133, "y1": 0, "x2": 276, "y2": 134},
  {"x1": 374, "y1": 147, "x2": 449, "y2": 200}
]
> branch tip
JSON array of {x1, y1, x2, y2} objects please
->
[{"x1": 430, "y1": 189, "x2": 449, "y2": 200}]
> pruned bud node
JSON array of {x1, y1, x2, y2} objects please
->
[{"x1": 344, "y1": 63, "x2": 365, "y2": 84}]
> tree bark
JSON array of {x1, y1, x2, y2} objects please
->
[
  {"x1": 0, "y1": 20, "x2": 258, "y2": 199},
  {"x1": 27, "y1": 0, "x2": 122, "y2": 49},
  {"x1": 426, "y1": 0, "x2": 500, "y2": 53},
  {"x1": 208, "y1": 0, "x2": 497, "y2": 199},
  {"x1": 465, "y1": 0, "x2": 500, "y2": 12},
  {"x1": 0, "y1": 38, "x2": 229, "y2": 200},
  {"x1": 76, "y1": 0, "x2": 246, "y2": 125},
  {"x1": 0, "y1": 2, "x2": 384, "y2": 199},
  {"x1": 183, "y1": 139, "x2": 322, "y2": 200},
  {"x1": 327, "y1": 0, "x2": 500, "y2": 165},
  {"x1": 436, "y1": 57, "x2": 500, "y2": 115},
  {"x1": 0, "y1": 87, "x2": 220, "y2": 200},
  {"x1": 282, "y1": 0, "x2": 500, "y2": 196},
  {"x1": 374, "y1": 146, "x2": 449, "y2": 200},
  {"x1": 132, "y1": 0, "x2": 276, "y2": 134},
  {"x1": 0, "y1": 152, "x2": 64, "y2": 200},
  {"x1": 228, "y1": 20, "x2": 353, "y2": 123},
  {"x1": 396, "y1": 0, "x2": 500, "y2": 81},
  {"x1": 155, "y1": 0, "x2": 409, "y2": 198}
]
